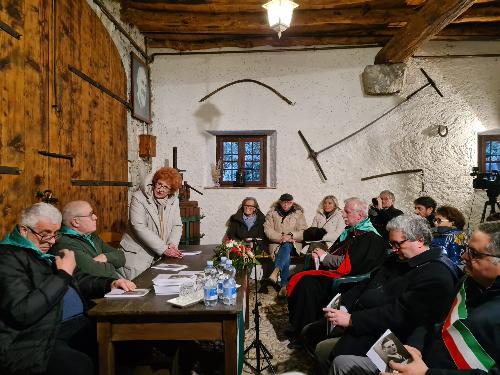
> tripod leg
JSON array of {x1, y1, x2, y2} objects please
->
[{"x1": 481, "y1": 201, "x2": 489, "y2": 223}]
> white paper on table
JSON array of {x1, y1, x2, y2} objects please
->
[
  {"x1": 180, "y1": 250, "x2": 202, "y2": 256},
  {"x1": 151, "y1": 263, "x2": 188, "y2": 271}
]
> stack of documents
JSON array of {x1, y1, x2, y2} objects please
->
[{"x1": 152, "y1": 274, "x2": 196, "y2": 295}]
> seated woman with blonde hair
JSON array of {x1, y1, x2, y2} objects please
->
[
  {"x1": 307, "y1": 195, "x2": 345, "y2": 249},
  {"x1": 120, "y1": 167, "x2": 184, "y2": 279}
]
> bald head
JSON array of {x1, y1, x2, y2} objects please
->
[{"x1": 62, "y1": 201, "x2": 97, "y2": 234}]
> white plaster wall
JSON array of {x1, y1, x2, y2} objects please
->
[
  {"x1": 87, "y1": 0, "x2": 151, "y2": 185},
  {"x1": 150, "y1": 42, "x2": 500, "y2": 244}
]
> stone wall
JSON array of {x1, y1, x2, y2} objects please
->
[{"x1": 149, "y1": 42, "x2": 499, "y2": 244}]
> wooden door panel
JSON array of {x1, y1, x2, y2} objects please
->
[{"x1": 0, "y1": 0, "x2": 49, "y2": 235}]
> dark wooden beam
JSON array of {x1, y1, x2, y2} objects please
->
[
  {"x1": 147, "y1": 35, "x2": 389, "y2": 50},
  {"x1": 374, "y1": 0, "x2": 475, "y2": 63}
]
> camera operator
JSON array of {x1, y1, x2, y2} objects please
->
[{"x1": 369, "y1": 190, "x2": 403, "y2": 240}]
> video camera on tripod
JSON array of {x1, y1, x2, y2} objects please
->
[{"x1": 470, "y1": 167, "x2": 500, "y2": 222}]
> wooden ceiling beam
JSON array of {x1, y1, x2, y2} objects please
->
[
  {"x1": 121, "y1": 0, "x2": 416, "y2": 13},
  {"x1": 121, "y1": 8, "x2": 416, "y2": 33},
  {"x1": 374, "y1": 0, "x2": 475, "y2": 63},
  {"x1": 455, "y1": 6, "x2": 500, "y2": 23},
  {"x1": 147, "y1": 35, "x2": 388, "y2": 51}
]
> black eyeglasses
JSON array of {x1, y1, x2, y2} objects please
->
[
  {"x1": 465, "y1": 245, "x2": 500, "y2": 260},
  {"x1": 74, "y1": 211, "x2": 95, "y2": 219},
  {"x1": 26, "y1": 226, "x2": 61, "y2": 242},
  {"x1": 243, "y1": 205, "x2": 256, "y2": 208},
  {"x1": 389, "y1": 239, "x2": 409, "y2": 249}
]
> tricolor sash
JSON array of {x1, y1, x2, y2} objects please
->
[{"x1": 441, "y1": 281, "x2": 495, "y2": 371}]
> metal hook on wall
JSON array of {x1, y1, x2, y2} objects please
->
[{"x1": 437, "y1": 125, "x2": 449, "y2": 137}]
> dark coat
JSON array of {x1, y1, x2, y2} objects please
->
[
  {"x1": 226, "y1": 207, "x2": 268, "y2": 250},
  {"x1": 369, "y1": 206, "x2": 404, "y2": 239},
  {"x1": 0, "y1": 244, "x2": 113, "y2": 374},
  {"x1": 51, "y1": 231, "x2": 125, "y2": 278},
  {"x1": 411, "y1": 277, "x2": 500, "y2": 375},
  {"x1": 332, "y1": 247, "x2": 458, "y2": 358}
]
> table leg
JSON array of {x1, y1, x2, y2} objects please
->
[
  {"x1": 223, "y1": 319, "x2": 238, "y2": 375},
  {"x1": 97, "y1": 322, "x2": 115, "y2": 375}
]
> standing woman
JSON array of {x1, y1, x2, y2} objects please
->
[
  {"x1": 264, "y1": 193, "x2": 307, "y2": 297},
  {"x1": 226, "y1": 197, "x2": 267, "y2": 248},
  {"x1": 310, "y1": 195, "x2": 345, "y2": 248},
  {"x1": 121, "y1": 167, "x2": 183, "y2": 279}
]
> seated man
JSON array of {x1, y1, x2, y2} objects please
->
[
  {"x1": 286, "y1": 198, "x2": 388, "y2": 345},
  {"x1": 369, "y1": 190, "x2": 403, "y2": 239},
  {"x1": 313, "y1": 214, "x2": 459, "y2": 375},
  {"x1": 414, "y1": 195, "x2": 437, "y2": 228},
  {"x1": 0, "y1": 203, "x2": 135, "y2": 375},
  {"x1": 332, "y1": 221, "x2": 500, "y2": 375},
  {"x1": 51, "y1": 200, "x2": 126, "y2": 279}
]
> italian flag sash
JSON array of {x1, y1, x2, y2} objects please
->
[{"x1": 441, "y1": 282, "x2": 495, "y2": 371}]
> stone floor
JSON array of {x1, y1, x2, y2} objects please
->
[{"x1": 242, "y1": 281, "x2": 314, "y2": 375}]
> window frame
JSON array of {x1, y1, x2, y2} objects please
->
[
  {"x1": 216, "y1": 134, "x2": 267, "y2": 187},
  {"x1": 478, "y1": 134, "x2": 500, "y2": 172}
]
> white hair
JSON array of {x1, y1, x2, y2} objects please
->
[
  {"x1": 62, "y1": 200, "x2": 89, "y2": 227},
  {"x1": 344, "y1": 197, "x2": 368, "y2": 217},
  {"x1": 20, "y1": 203, "x2": 62, "y2": 227}
]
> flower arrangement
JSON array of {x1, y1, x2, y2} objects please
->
[
  {"x1": 213, "y1": 239, "x2": 259, "y2": 272},
  {"x1": 210, "y1": 158, "x2": 222, "y2": 186}
]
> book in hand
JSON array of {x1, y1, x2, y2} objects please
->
[
  {"x1": 326, "y1": 293, "x2": 341, "y2": 335},
  {"x1": 104, "y1": 289, "x2": 150, "y2": 298},
  {"x1": 366, "y1": 329, "x2": 412, "y2": 373}
]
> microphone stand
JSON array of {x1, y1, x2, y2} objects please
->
[{"x1": 244, "y1": 238, "x2": 275, "y2": 374}]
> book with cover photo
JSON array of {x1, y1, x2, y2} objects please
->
[
  {"x1": 326, "y1": 293, "x2": 341, "y2": 335},
  {"x1": 366, "y1": 329, "x2": 412, "y2": 372}
]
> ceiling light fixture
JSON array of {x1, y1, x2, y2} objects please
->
[{"x1": 262, "y1": 0, "x2": 299, "y2": 39}]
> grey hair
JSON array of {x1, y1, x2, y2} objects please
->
[
  {"x1": 380, "y1": 190, "x2": 396, "y2": 202},
  {"x1": 386, "y1": 214, "x2": 432, "y2": 246},
  {"x1": 62, "y1": 200, "x2": 89, "y2": 227},
  {"x1": 344, "y1": 197, "x2": 368, "y2": 217},
  {"x1": 477, "y1": 221, "x2": 500, "y2": 262},
  {"x1": 20, "y1": 203, "x2": 62, "y2": 228}
]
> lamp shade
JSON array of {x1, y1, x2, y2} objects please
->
[{"x1": 262, "y1": 0, "x2": 299, "y2": 38}]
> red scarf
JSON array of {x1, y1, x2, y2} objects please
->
[{"x1": 287, "y1": 253, "x2": 352, "y2": 297}]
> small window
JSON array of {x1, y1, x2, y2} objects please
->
[
  {"x1": 216, "y1": 135, "x2": 267, "y2": 187},
  {"x1": 478, "y1": 135, "x2": 500, "y2": 172}
]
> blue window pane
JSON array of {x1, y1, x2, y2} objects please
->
[
  {"x1": 252, "y1": 154, "x2": 260, "y2": 161},
  {"x1": 232, "y1": 143, "x2": 238, "y2": 154},
  {"x1": 229, "y1": 155, "x2": 237, "y2": 162},
  {"x1": 245, "y1": 162, "x2": 253, "y2": 170},
  {"x1": 222, "y1": 170, "x2": 232, "y2": 181},
  {"x1": 253, "y1": 142, "x2": 260, "y2": 154},
  {"x1": 245, "y1": 154, "x2": 252, "y2": 161},
  {"x1": 486, "y1": 142, "x2": 491, "y2": 154},
  {"x1": 245, "y1": 142, "x2": 252, "y2": 154},
  {"x1": 245, "y1": 170, "x2": 253, "y2": 181},
  {"x1": 254, "y1": 162, "x2": 261, "y2": 170},
  {"x1": 253, "y1": 171, "x2": 260, "y2": 180},
  {"x1": 223, "y1": 162, "x2": 232, "y2": 169}
]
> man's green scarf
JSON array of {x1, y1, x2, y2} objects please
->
[
  {"x1": 338, "y1": 217, "x2": 380, "y2": 242},
  {"x1": 59, "y1": 226, "x2": 97, "y2": 255},
  {"x1": 0, "y1": 225, "x2": 55, "y2": 264}
]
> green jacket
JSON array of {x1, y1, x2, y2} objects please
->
[{"x1": 51, "y1": 229, "x2": 125, "y2": 279}]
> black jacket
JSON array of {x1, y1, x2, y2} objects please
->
[
  {"x1": 369, "y1": 206, "x2": 404, "y2": 239},
  {"x1": 409, "y1": 277, "x2": 500, "y2": 375},
  {"x1": 0, "y1": 244, "x2": 114, "y2": 374},
  {"x1": 332, "y1": 248, "x2": 458, "y2": 357},
  {"x1": 226, "y1": 208, "x2": 268, "y2": 250}
]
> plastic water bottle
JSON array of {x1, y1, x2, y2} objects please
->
[
  {"x1": 217, "y1": 257, "x2": 227, "y2": 300},
  {"x1": 204, "y1": 260, "x2": 218, "y2": 307},
  {"x1": 222, "y1": 260, "x2": 237, "y2": 306}
]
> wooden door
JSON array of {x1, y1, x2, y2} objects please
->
[{"x1": 0, "y1": 0, "x2": 128, "y2": 236}]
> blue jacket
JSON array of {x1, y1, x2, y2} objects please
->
[{"x1": 431, "y1": 227, "x2": 468, "y2": 266}]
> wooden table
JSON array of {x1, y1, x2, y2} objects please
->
[{"x1": 88, "y1": 245, "x2": 246, "y2": 375}]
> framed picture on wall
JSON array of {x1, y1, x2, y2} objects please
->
[{"x1": 130, "y1": 52, "x2": 151, "y2": 123}]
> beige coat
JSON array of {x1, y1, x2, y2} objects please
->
[
  {"x1": 120, "y1": 174, "x2": 183, "y2": 279},
  {"x1": 264, "y1": 202, "x2": 308, "y2": 255},
  {"x1": 311, "y1": 208, "x2": 345, "y2": 248}
]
